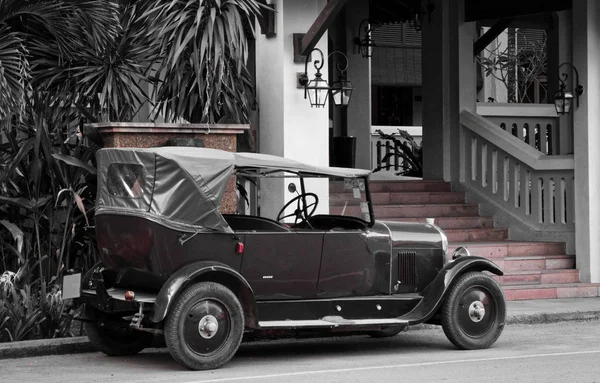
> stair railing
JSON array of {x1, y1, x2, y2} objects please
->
[
  {"x1": 370, "y1": 126, "x2": 422, "y2": 179},
  {"x1": 461, "y1": 110, "x2": 574, "y2": 231},
  {"x1": 477, "y1": 103, "x2": 561, "y2": 155}
]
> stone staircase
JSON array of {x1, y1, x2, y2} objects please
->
[{"x1": 364, "y1": 180, "x2": 600, "y2": 301}]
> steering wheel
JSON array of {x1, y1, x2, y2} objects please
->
[{"x1": 277, "y1": 193, "x2": 319, "y2": 225}]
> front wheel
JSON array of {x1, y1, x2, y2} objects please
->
[
  {"x1": 164, "y1": 282, "x2": 244, "y2": 370},
  {"x1": 441, "y1": 272, "x2": 506, "y2": 350}
]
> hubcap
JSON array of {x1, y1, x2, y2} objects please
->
[
  {"x1": 198, "y1": 315, "x2": 219, "y2": 339},
  {"x1": 468, "y1": 301, "x2": 486, "y2": 322},
  {"x1": 183, "y1": 300, "x2": 231, "y2": 356},
  {"x1": 457, "y1": 286, "x2": 496, "y2": 338}
]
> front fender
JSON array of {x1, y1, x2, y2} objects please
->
[
  {"x1": 401, "y1": 256, "x2": 503, "y2": 324},
  {"x1": 149, "y1": 261, "x2": 256, "y2": 324}
]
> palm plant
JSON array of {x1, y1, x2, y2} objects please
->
[
  {"x1": 0, "y1": 0, "x2": 121, "y2": 342},
  {"x1": 0, "y1": 0, "x2": 267, "y2": 341},
  {"x1": 140, "y1": 0, "x2": 263, "y2": 123}
]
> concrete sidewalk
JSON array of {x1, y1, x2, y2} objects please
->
[{"x1": 2, "y1": 297, "x2": 600, "y2": 360}]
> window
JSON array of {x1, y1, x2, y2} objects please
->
[{"x1": 107, "y1": 164, "x2": 146, "y2": 198}]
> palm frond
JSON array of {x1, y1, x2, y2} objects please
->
[
  {"x1": 143, "y1": 0, "x2": 262, "y2": 123},
  {"x1": 0, "y1": 26, "x2": 30, "y2": 121}
]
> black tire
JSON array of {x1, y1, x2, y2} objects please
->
[
  {"x1": 368, "y1": 326, "x2": 404, "y2": 338},
  {"x1": 84, "y1": 307, "x2": 154, "y2": 356},
  {"x1": 441, "y1": 272, "x2": 506, "y2": 350},
  {"x1": 164, "y1": 282, "x2": 244, "y2": 370}
]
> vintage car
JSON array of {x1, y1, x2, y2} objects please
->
[{"x1": 64, "y1": 147, "x2": 506, "y2": 370}]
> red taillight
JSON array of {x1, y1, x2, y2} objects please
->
[
  {"x1": 124, "y1": 290, "x2": 135, "y2": 301},
  {"x1": 235, "y1": 242, "x2": 245, "y2": 254}
]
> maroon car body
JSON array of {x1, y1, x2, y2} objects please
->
[{"x1": 71, "y1": 147, "x2": 506, "y2": 370}]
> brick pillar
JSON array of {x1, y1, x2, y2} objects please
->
[{"x1": 89, "y1": 122, "x2": 249, "y2": 214}]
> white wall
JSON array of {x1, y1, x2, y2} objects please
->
[{"x1": 255, "y1": 0, "x2": 329, "y2": 220}]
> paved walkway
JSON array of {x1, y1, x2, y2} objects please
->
[{"x1": 1, "y1": 297, "x2": 600, "y2": 359}]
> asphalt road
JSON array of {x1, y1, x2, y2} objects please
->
[{"x1": 3, "y1": 321, "x2": 600, "y2": 383}]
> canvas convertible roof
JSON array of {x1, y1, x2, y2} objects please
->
[{"x1": 96, "y1": 147, "x2": 371, "y2": 233}]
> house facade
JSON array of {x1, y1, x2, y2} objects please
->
[{"x1": 252, "y1": 0, "x2": 600, "y2": 285}]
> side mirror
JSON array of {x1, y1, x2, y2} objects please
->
[{"x1": 287, "y1": 183, "x2": 297, "y2": 194}]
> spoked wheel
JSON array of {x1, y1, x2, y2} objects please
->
[
  {"x1": 276, "y1": 193, "x2": 319, "y2": 225},
  {"x1": 441, "y1": 272, "x2": 506, "y2": 350},
  {"x1": 84, "y1": 306, "x2": 154, "y2": 356},
  {"x1": 164, "y1": 282, "x2": 244, "y2": 370}
]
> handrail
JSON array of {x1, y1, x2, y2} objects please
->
[
  {"x1": 461, "y1": 110, "x2": 573, "y2": 170},
  {"x1": 476, "y1": 103, "x2": 557, "y2": 117},
  {"x1": 460, "y1": 109, "x2": 574, "y2": 232}
]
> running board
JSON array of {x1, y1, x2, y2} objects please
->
[{"x1": 258, "y1": 317, "x2": 409, "y2": 329}]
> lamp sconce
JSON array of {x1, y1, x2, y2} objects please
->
[
  {"x1": 553, "y1": 62, "x2": 585, "y2": 115},
  {"x1": 408, "y1": 1, "x2": 436, "y2": 32},
  {"x1": 354, "y1": 19, "x2": 377, "y2": 58},
  {"x1": 328, "y1": 51, "x2": 353, "y2": 107},
  {"x1": 298, "y1": 47, "x2": 330, "y2": 108},
  {"x1": 297, "y1": 49, "x2": 355, "y2": 108}
]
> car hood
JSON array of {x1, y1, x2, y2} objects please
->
[{"x1": 376, "y1": 220, "x2": 446, "y2": 250}]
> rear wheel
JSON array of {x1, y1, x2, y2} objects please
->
[
  {"x1": 164, "y1": 282, "x2": 244, "y2": 370},
  {"x1": 441, "y1": 272, "x2": 506, "y2": 350},
  {"x1": 84, "y1": 306, "x2": 154, "y2": 356}
]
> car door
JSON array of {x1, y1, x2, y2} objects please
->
[
  {"x1": 240, "y1": 231, "x2": 324, "y2": 300},
  {"x1": 317, "y1": 228, "x2": 391, "y2": 297}
]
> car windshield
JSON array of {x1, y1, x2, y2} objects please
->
[
  {"x1": 327, "y1": 176, "x2": 371, "y2": 222},
  {"x1": 238, "y1": 172, "x2": 373, "y2": 226}
]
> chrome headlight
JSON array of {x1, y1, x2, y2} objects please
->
[
  {"x1": 440, "y1": 231, "x2": 448, "y2": 254},
  {"x1": 428, "y1": 218, "x2": 448, "y2": 255},
  {"x1": 452, "y1": 246, "x2": 471, "y2": 260}
]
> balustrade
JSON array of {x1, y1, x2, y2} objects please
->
[
  {"x1": 370, "y1": 126, "x2": 422, "y2": 178},
  {"x1": 461, "y1": 110, "x2": 574, "y2": 231},
  {"x1": 477, "y1": 103, "x2": 561, "y2": 155}
]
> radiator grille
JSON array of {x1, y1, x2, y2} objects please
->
[{"x1": 398, "y1": 251, "x2": 417, "y2": 286}]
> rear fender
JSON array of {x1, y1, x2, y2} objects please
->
[
  {"x1": 401, "y1": 256, "x2": 503, "y2": 324},
  {"x1": 149, "y1": 261, "x2": 258, "y2": 328}
]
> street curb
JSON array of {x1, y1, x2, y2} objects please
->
[
  {"x1": 506, "y1": 310, "x2": 600, "y2": 325},
  {"x1": 0, "y1": 336, "x2": 95, "y2": 360},
  {"x1": 2, "y1": 311, "x2": 600, "y2": 360}
]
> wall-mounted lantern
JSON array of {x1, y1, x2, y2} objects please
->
[
  {"x1": 354, "y1": 19, "x2": 377, "y2": 58},
  {"x1": 553, "y1": 62, "x2": 585, "y2": 115},
  {"x1": 298, "y1": 48, "x2": 330, "y2": 108},
  {"x1": 329, "y1": 51, "x2": 353, "y2": 107}
]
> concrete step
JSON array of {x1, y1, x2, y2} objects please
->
[
  {"x1": 385, "y1": 216, "x2": 495, "y2": 229},
  {"x1": 367, "y1": 180, "x2": 452, "y2": 193},
  {"x1": 444, "y1": 228, "x2": 508, "y2": 242},
  {"x1": 331, "y1": 204, "x2": 480, "y2": 218},
  {"x1": 449, "y1": 241, "x2": 567, "y2": 257},
  {"x1": 347, "y1": 191, "x2": 466, "y2": 205},
  {"x1": 495, "y1": 269, "x2": 581, "y2": 286},
  {"x1": 499, "y1": 255, "x2": 575, "y2": 272},
  {"x1": 503, "y1": 283, "x2": 600, "y2": 301}
]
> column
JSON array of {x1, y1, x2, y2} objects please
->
[
  {"x1": 255, "y1": 0, "x2": 329, "y2": 220},
  {"x1": 573, "y1": 0, "x2": 600, "y2": 282},
  {"x1": 345, "y1": 0, "x2": 371, "y2": 170}
]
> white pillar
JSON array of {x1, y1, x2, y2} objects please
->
[
  {"x1": 255, "y1": 0, "x2": 329, "y2": 220},
  {"x1": 573, "y1": 0, "x2": 600, "y2": 282}
]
